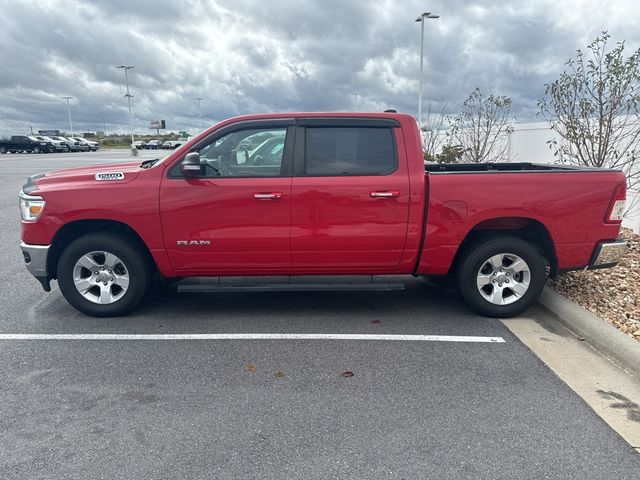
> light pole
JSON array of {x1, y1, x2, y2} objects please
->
[
  {"x1": 62, "y1": 96, "x2": 73, "y2": 136},
  {"x1": 116, "y1": 65, "x2": 136, "y2": 155},
  {"x1": 353, "y1": 92, "x2": 359, "y2": 111},
  {"x1": 415, "y1": 12, "x2": 439, "y2": 129},
  {"x1": 194, "y1": 97, "x2": 204, "y2": 130}
]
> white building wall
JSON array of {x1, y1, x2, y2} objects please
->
[{"x1": 507, "y1": 122, "x2": 561, "y2": 164}]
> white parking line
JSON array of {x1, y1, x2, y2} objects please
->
[{"x1": 0, "y1": 333, "x2": 505, "y2": 342}]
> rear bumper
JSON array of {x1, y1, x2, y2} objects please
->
[
  {"x1": 589, "y1": 240, "x2": 627, "y2": 269},
  {"x1": 20, "y1": 242, "x2": 51, "y2": 291}
]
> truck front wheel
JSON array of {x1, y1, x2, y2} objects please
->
[
  {"x1": 57, "y1": 233, "x2": 151, "y2": 317},
  {"x1": 456, "y1": 236, "x2": 546, "y2": 318}
]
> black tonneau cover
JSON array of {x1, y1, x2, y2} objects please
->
[{"x1": 425, "y1": 162, "x2": 617, "y2": 174}]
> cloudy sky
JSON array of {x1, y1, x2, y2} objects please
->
[{"x1": 1, "y1": 0, "x2": 639, "y2": 136}]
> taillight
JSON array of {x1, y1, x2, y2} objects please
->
[{"x1": 605, "y1": 183, "x2": 626, "y2": 223}]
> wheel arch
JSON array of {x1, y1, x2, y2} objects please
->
[
  {"x1": 48, "y1": 219, "x2": 156, "y2": 279},
  {"x1": 451, "y1": 217, "x2": 558, "y2": 278}
]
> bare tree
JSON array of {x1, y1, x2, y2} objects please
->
[
  {"x1": 450, "y1": 87, "x2": 513, "y2": 163},
  {"x1": 538, "y1": 31, "x2": 640, "y2": 192},
  {"x1": 449, "y1": 88, "x2": 514, "y2": 163},
  {"x1": 421, "y1": 102, "x2": 449, "y2": 162}
]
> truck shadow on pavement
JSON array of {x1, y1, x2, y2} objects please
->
[
  {"x1": 30, "y1": 280, "x2": 502, "y2": 335},
  {"x1": 137, "y1": 280, "x2": 466, "y2": 320}
]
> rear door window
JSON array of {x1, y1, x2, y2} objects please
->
[{"x1": 304, "y1": 127, "x2": 396, "y2": 176}]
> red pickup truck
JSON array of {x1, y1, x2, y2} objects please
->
[{"x1": 19, "y1": 112, "x2": 627, "y2": 317}]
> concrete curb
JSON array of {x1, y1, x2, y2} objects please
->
[{"x1": 538, "y1": 286, "x2": 640, "y2": 377}]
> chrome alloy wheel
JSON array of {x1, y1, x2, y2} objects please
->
[
  {"x1": 476, "y1": 253, "x2": 531, "y2": 306},
  {"x1": 72, "y1": 251, "x2": 130, "y2": 304}
]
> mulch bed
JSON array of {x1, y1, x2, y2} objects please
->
[{"x1": 549, "y1": 228, "x2": 640, "y2": 342}]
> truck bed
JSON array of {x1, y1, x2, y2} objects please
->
[{"x1": 418, "y1": 165, "x2": 625, "y2": 276}]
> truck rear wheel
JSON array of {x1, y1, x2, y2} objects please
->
[
  {"x1": 57, "y1": 233, "x2": 151, "y2": 317},
  {"x1": 456, "y1": 236, "x2": 546, "y2": 318}
]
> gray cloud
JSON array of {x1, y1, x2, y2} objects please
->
[{"x1": 0, "y1": 0, "x2": 638, "y2": 136}]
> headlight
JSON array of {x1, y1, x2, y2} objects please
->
[{"x1": 19, "y1": 191, "x2": 45, "y2": 221}]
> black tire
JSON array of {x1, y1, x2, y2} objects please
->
[
  {"x1": 64, "y1": 145, "x2": 70, "y2": 152},
  {"x1": 0, "y1": 147, "x2": 6, "y2": 154},
  {"x1": 456, "y1": 236, "x2": 546, "y2": 318},
  {"x1": 57, "y1": 232, "x2": 152, "y2": 317},
  {"x1": 33, "y1": 146, "x2": 41, "y2": 154}
]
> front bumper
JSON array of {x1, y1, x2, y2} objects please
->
[
  {"x1": 589, "y1": 240, "x2": 627, "y2": 269},
  {"x1": 20, "y1": 242, "x2": 51, "y2": 291}
]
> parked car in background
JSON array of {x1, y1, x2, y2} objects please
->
[
  {"x1": 146, "y1": 140, "x2": 162, "y2": 150},
  {"x1": 35, "y1": 136, "x2": 67, "y2": 152},
  {"x1": 162, "y1": 138, "x2": 189, "y2": 149},
  {"x1": 247, "y1": 135, "x2": 286, "y2": 165},
  {"x1": 68, "y1": 138, "x2": 90, "y2": 152},
  {"x1": 131, "y1": 141, "x2": 147, "y2": 149},
  {"x1": 71, "y1": 137, "x2": 98, "y2": 151},
  {"x1": 50, "y1": 136, "x2": 82, "y2": 152},
  {"x1": 28, "y1": 136, "x2": 56, "y2": 153},
  {"x1": 0, "y1": 135, "x2": 54, "y2": 154}
]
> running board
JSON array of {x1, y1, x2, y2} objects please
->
[{"x1": 177, "y1": 283, "x2": 405, "y2": 293}]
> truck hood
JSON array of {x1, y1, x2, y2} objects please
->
[{"x1": 34, "y1": 161, "x2": 142, "y2": 189}]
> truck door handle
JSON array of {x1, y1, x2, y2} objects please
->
[
  {"x1": 370, "y1": 191, "x2": 399, "y2": 198},
  {"x1": 253, "y1": 192, "x2": 283, "y2": 200}
]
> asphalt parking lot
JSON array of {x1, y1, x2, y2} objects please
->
[{"x1": 1, "y1": 151, "x2": 639, "y2": 479}]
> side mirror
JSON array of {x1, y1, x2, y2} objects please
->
[{"x1": 181, "y1": 152, "x2": 202, "y2": 177}]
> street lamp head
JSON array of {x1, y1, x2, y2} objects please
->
[
  {"x1": 116, "y1": 65, "x2": 135, "y2": 69},
  {"x1": 415, "y1": 12, "x2": 439, "y2": 21}
]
